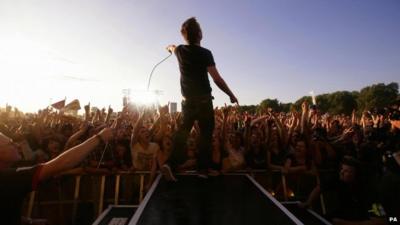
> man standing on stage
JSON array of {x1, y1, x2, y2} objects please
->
[{"x1": 162, "y1": 17, "x2": 238, "y2": 180}]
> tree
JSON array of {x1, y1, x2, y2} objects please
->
[
  {"x1": 327, "y1": 91, "x2": 358, "y2": 115},
  {"x1": 279, "y1": 103, "x2": 293, "y2": 113},
  {"x1": 357, "y1": 82, "x2": 399, "y2": 111},
  {"x1": 316, "y1": 94, "x2": 331, "y2": 113},
  {"x1": 259, "y1": 98, "x2": 281, "y2": 112},
  {"x1": 242, "y1": 82, "x2": 398, "y2": 116},
  {"x1": 238, "y1": 105, "x2": 257, "y2": 114},
  {"x1": 293, "y1": 92, "x2": 357, "y2": 115},
  {"x1": 293, "y1": 96, "x2": 312, "y2": 111}
]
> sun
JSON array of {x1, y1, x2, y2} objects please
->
[
  {"x1": 130, "y1": 90, "x2": 160, "y2": 106},
  {"x1": 0, "y1": 36, "x2": 80, "y2": 112}
]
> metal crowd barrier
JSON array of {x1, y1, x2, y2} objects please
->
[{"x1": 25, "y1": 169, "x2": 329, "y2": 223}]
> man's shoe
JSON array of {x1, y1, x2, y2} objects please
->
[{"x1": 161, "y1": 164, "x2": 177, "y2": 182}]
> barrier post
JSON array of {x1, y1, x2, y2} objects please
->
[
  {"x1": 27, "y1": 191, "x2": 36, "y2": 218},
  {"x1": 72, "y1": 175, "x2": 81, "y2": 224},
  {"x1": 114, "y1": 174, "x2": 121, "y2": 205},
  {"x1": 139, "y1": 174, "x2": 145, "y2": 203},
  {"x1": 98, "y1": 175, "x2": 106, "y2": 216},
  {"x1": 281, "y1": 173, "x2": 288, "y2": 201},
  {"x1": 315, "y1": 174, "x2": 327, "y2": 215}
]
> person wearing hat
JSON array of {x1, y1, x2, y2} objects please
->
[{"x1": 0, "y1": 128, "x2": 113, "y2": 225}]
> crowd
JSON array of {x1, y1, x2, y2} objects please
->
[{"x1": 0, "y1": 98, "x2": 399, "y2": 225}]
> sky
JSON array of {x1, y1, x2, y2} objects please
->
[{"x1": 0, "y1": 0, "x2": 399, "y2": 112}]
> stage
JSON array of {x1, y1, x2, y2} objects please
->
[{"x1": 93, "y1": 174, "x2": 331, "y2": 225}]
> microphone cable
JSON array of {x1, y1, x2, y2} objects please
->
[
  {"x1": 96, "y1": 52, "x2": 172, "y2": 169},
  {"x1": 147, "y1": 52, "x2": 172, "y2": 91}
]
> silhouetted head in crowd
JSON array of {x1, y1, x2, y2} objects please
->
[
  {"x1": 250, "y1": 131, "x2": 262, "y2": 149},
  {"x1": 389, "y1": 108, "x2": 400, "y2": 131},
  {"x1": 294, "y1": 139, "x2": 307, "y2": 156},
  {"x1": 61, "y1": 123, "x2": 73, "y2": 138},
  {"x1": 114, "y1": 140, "x2": 131, "y2": 160},
  {"x1": 330, "y1": 119, "x2": 342, "y2": 135},
  {"x1": 340, "y1": 156, "x2": 361, "y2": 183},
  {"x1": 137, "y1": 126, "x2": 151, "y2": 144},
  {"x1": 312, "y1": 127, "x2": 327, "y2": 142},
  {"x1": 43, "y1": 136, "x2": 62, "y2": 159},
  {"x1": 0, "y1": 132, "x2": 21, "y2": 169},
  {"x1": 351, "y1": 125, "x2": 364, "y2": 146}
]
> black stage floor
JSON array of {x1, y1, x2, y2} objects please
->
[
  {"x1": 130, "y1": 174, "x2": 302, "y2": 225},
  {"x1": 282, "y1": 202, "x2": 331, "y2": 225},
  {"x1": 94, "y1": 205, "x2": 138, "y2": 225}
]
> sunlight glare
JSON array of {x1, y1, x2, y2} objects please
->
[{"x1": 130, "y1": 90, "x2": 159, "y2": 106}]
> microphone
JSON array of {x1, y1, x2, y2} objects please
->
[{"x1": 166, "y1": 45, "x2": 176, "y2": 54}]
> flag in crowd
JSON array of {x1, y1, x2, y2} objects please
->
[
  {"x1": 51, "y1": 99, "x2": 66, "y2": 110},
  {"x1": 64, "y1": 99, "x2": 81, "y2": 111}
]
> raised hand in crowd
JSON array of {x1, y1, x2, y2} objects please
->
[
  {"x1": 105, "y1": 105, "x2": 113, "y2": 124},
  {"x1": 84, "y1": 102, "x2": 91, "y2": 122}
]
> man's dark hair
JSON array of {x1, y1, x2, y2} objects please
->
[{"x1": 181, "y1": 17, "x2": 202, "y2": 45}]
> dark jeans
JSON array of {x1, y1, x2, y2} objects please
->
[{"x1": 167, "y1": 97, "x2": 215, "y2": 171}]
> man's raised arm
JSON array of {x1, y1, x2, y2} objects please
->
[{"x1": 208, "y1": 66, "x2": 238, "y2": 104}]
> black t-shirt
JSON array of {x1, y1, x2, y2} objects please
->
[
  {"x1": 269, "y1": 148, "x2": 289, "y2": 166},
  {"x1": 380, "y1": 170, "x2": 400, "y2": 220},
  {"x1": 0, "y1": 165, "x2": 42, "y2": 225},
  {"x1": 321, "y1": 178, "x2": 371, "y2": 221},
  {"x1": 175, "y1": 45, "x2": 215, "y2": 98},
  {"x1": 245, "y1": 147, "x2": 267, "y2": 169}
]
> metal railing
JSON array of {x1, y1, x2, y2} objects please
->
[{"x1": 25, "y1": 169, "x2": 329, "y2": 223}]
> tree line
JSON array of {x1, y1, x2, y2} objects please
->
[{"x1": 240, "y1": 82, "x2": 399, "y2": 115}]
